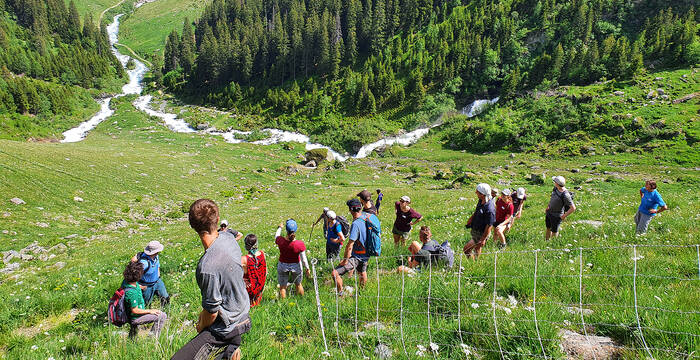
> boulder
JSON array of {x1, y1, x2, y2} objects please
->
[
  {"x1": 49, "y1": 243, "x2": 67, "y2": 253},
  {"x1": 73, "y1": 196, "x2": 84, "y2": 202},
  {"x1": 10, "y1": 197, "x2": 25, "y2": 205},
  {"x1": 656, "y1": 88, "x2": 664, "y2": 96},
  {"x1": 559, "y1": 329, "x2": 620, "y2": 360},
  {"x1": 530, "y1": 173, "x2": 545, "y2": 184},
  {"x1": 305, "y1": 148, "x2": 334, "y2": 164},
  {"x1": 195, "y1": 123, "x2": 209, "y2": 131},
  {"x1": 0, "y1": 262, "x2": 20, "y2": 274},
  {"x1": 612, "y1": 91, "x2": 624, "y2": 96},
  {"x1": 304, "y1": 160, "x2": 317, "y2": 168}
]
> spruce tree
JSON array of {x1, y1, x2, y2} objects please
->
[
  {"x1": 67, "y1": 1, "x2": 81, "y2": 42},
  {"x1": 180, "y1": 17, "x2": 195, "y2": 74}
]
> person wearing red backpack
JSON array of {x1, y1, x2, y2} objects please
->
[
  {"x1": 122, "y1": 261, "x2": 167, "y2": 338},
  {"x1": 241, "y1": 234, "x2": 266, "y2": 307}
]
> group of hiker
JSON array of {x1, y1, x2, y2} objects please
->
[{"x1": 108, "y1": 177, "x2": 668, "y2": 359}]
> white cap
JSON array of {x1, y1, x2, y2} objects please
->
[
  {"x1": 326, "y1": 210, "x2": 336, "y2": 219},
  {"x1": 501, "y1": 188, "x2": 512, "y2": 196},
  {"x1": 400, "y1": 195, "x2": 411, "y2": 203},
  {"x1": 221, "y1": 219, "x2": 228, "y2": 226},
  {"x1": 491, "y1": 187, "x2": 499, "y2": 195},
  {"x1": 323, "y1": 207, "x2": 329, "y2": 213},
  {"x1": 552, "y1": 176, "x2": 566, "y2": 186},
  {"x1": 516, "y1": 187, "x2": 526, "y2": 199},
  {"x1": 476, "y1": 183, "x2": 492, "y2": 201}
]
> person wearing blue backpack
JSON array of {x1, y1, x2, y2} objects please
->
[
  {"x1": 331, "y1": 198, "x2": 381, "y2": 296},
  {"x1": 129, "y1": 241, "x2": 170, "y2": 307}
]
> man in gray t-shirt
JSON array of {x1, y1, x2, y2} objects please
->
[
  {"x1": 172, "y1": 199, "x2": 251, "y2": 360},
  {"x1": 545, "y1": 176, "x2": 576, "y2": 240}
]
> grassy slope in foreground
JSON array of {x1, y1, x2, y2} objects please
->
[
  {"x1": 118, "y1": 0, "x2": 209, "y2": 57},
  {"x1": 0, "y1": 94, "x2": 698, "y2": 359}
]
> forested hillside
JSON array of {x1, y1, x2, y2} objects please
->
[
  {"x1": 158, "y1": 0, "x2": 699, "y2": 151},
  {"x1": 0, "y1": 0, "x2": 124, "y2": 140}
]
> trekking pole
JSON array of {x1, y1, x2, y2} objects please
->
[{"x1": 309, "y1": 223, "x2": 316, "y2": 243}]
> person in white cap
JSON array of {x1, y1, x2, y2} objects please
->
[
  {"x1": 218, "y1": 220, "x2": 243, "y2": 241},
  {"x1": 130, "y1": 240, "x2": 170, "y2": 307},
  {"x1": 392, "y1": 195, "x2": 422, "y2": 246},
  {"x1": 505, "y1": 187, "x2": 527, "y2": 233},
  {"x1": 493, "y1": 189, "x2": 514, "y2": 249},
  {"x1": 546, "y1": 176, "x2": 576, "y2": 240},
  {"x1": 313, "y1": 207, "x2": 332, "y2": 239},
  {"x1": 463, "y1": 183, "x2": 496, "y2": 260},
  {"x1": 325, "y1": 210, "x2": 345, "y2": 260}
]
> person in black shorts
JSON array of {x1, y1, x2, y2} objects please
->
[{"x1": 545, "y1": 176, "x2": 576, "y2": 240}]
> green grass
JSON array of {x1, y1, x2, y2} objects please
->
[
  {"x1": 0, "y1": 91, "x2": 698, "y2": 359},
  {"x1": 118, "y1": 0, "x2": 209, "y2": 57},
  {"x1": 67, "y1": 0, "x2": 121, "y2": 23}
]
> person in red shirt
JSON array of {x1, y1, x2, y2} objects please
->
[
  {"x1": 493, "y1": 189, "x2": 514, "y2": 249},
  {"x1": 275, "y1": 219, "x2": 311, "y2": 299},
  {"x1": 241, "y1": 234, "x2": 266, "y2": 307}
]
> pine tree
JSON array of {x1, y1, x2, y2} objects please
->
[
  {"x1": 67, "y1": 1, "x2": 81, "y2": 42},
  {"x1": 370, "y1": 0, "x2": 385, "y2": 54},
  {"x1": 179, "y1": 17, "x2": 195, "y2": 74},
  {"x1": 163, "y1": 30, "x2": 181, "y2": 74}
]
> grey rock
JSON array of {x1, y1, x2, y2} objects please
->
[
  {"x1": 48, "y1": 262, "x2": 66, "y2": 270},
  {"x1": 592, "y1": 162, "x2": 600, "y2": 166},
  {"x1": 1, "y1": 262, "x2": 20, "y2": 273},
  {"x1": 559, "y1": 329, "x2": 620, "y2": 360},
  {"x1": 654, "y1": 77, "x2": 664, "y2": 81},
  {"x1": 73, "y1": 196, "x2": 84, "y2": 202},
  {"x1": 3, "y1": 250, "x2": 19, "y2": 263},
  {"x1": 305, "y1": 148, "x2": 334, "y2": 163},
  {"x1": 375, "y1": 344, "x2": 393, "y2": 359},
  {"x1": 571, "y1": 168, "x2": 580, "y2": 173},
  {"x1": 36, "y1": 222, "x2": 49, "y2": 228},
  {"x1": 10, "y1": 197, "x2": 25, "y2": 205},
  {"x1": 39, "y1": 253, "x2": 49, "y2": 261},
  {"x1": 646, "y1": 90, "x2": 656, "y2": 99},
  {"x1": 64, "y1": 234, "x2": 78, "y2": 239},
  {"x1": 195, "y1": 123, "x2": 209, "y2": 130},
  {"x1": 49, "y1": 243, "x2": 67, "y2": 253},
  {"x1": 656, "y1": 88, "x2": 664, "y2": 96},
  {"x1": 612, "y1": 91, "x2": 624, "y2": 96},
  {"x1": 304, "y1": 160, "x2": 317, "y2": 168},
  {"x1": 20, "y1": 254, "x2": 34, "y2": 261}
]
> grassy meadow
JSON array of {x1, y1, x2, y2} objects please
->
[{"x1": 0, "y1": 91, "x2": 698, "y2": 359}]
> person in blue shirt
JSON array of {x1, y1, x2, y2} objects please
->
[
  {"x1": 375, "y1": 189, "x2": 384, "y2": 214},
  {"x1": 325, "y1": 210, "x2": 345, "y2": 260},
  {"x1": 130, "y1": 241, "x2": 170, "y2": 307},
  {"x1": 635, "y1": 180, "x2": 668, "y2": 234},
  {"x1": 331, "y1": 199, "x2": 369, "y2": 296}
]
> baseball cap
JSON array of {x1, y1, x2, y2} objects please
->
[
  {"x1": 400, "y1": 195, "x2": 411, "y2": 203},
  {"x1": 346, "y1": 198, "x2": 362, "y2": 209},
  {"x1": 552, "y1": 176, "x2": 566, "y2": 186},
  {"x1": 357, "y1": 190, "x2": 372, "y2": 201},
  {"x1": 516, "y1": 187, "x2": 526, "y2": 199},
  {"x1": 327, "y1": 210, "x2": 337, "y2": 219},
  {"x1": 323, "y1": 207, "x2": 329, "y2": 213},
  {"x1": 491, "y1": 187, "x2": 499, "y2": 195},
  {"x1": 501, "y1": 188, "x2": 512, "y2": 196},
  {"x1": 220, "y1": 219, "x2": 228, "y2": 227},
  {"x1": 285, "y1": 219, "x2": 298, "y2": 233},
  {"x1": 144, "y1": 240, "x2": 164, "y2": 256}
]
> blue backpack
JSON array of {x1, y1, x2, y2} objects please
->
[{"x1": 361, "y1": 213, "x2": 382, "y2": 256}]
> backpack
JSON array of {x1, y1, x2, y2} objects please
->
[
  {"x1": 335, "y1": 215, "x2": 351, "y2": 238},
  {"x1": 137, "y1": 252, "x2": 152, "y2": 273},
  {"x1": 361, "y1": 213, "x2": 382, "y2": 257},
  {"x1": 108, "y1": 287, "x2": 130, "y2": 327},
  {"x1": 421, "y1": 240, "x2": 455, "y2": 268},
  {"x1": 554, "y1": 188, "x2": 575, "y2": 213}
]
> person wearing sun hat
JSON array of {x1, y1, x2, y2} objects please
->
[
  {"x1": 546, "y1": 176, "x2": 576, "y2": 240},
  {"x1": 505, "y1": 187, "x2": 527, "y2": 234},
  {"x1": 463, "y1": 183, "x2": 496, "y2": 260},
  {"x1": 392, "y1": 195, "x2": 422, "y2": 246},
  {"x1": 129, "y1": 240, "x2": 170, "y2": 307},
  {"x1": 325, "y1": 210, "x2": 345, "y2": 260}
]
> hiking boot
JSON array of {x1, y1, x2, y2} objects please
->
[
  {"x1": 128, "y1": 324, "x2": 138, "y2": 339},
  {"x1": 497, "y1": 242, "x2": 506, "y2": 250}
]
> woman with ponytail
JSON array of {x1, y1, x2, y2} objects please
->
[
  {"x1": 274, "y1": 219, "x2": 311, "y2": 299},
  {"x1": 241, "y1": 234, "x2": 267, "y2": 307}
]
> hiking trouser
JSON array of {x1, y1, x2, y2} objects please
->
[
  {"x1": 171, "y1": 318, "x2": 251, "y2": 360},
  {"x1": 634, "y1": 211, "x2": 653, "y2": 234},
  {"x1": 141, "y1": 278, "x2": 169, "y2": 305},
  {"x1": 130, "y1": 311, "x2": 167, "y2": 337}
]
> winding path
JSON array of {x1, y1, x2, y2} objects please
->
[{"x1": 98, "y1": 0, "x2": 126, "y2": 27}]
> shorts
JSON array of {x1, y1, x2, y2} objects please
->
[
  {"x1": 392, "y1": 225, "x2": 411, "y2": 240},
  {"x1": 545, "y1": 213, "x2": 563, "y2": 233},
  {"x1": 470, "y1": 227, "x2": 487, "y2": 245},
  {"x1": 277, "y1": 262, "x2": 302, "y2": 286},
  {"x1": 634, "y1": 211, "x2": 653, "y2": 234},
  {"x1": 335, "y1": 257, "x2": 368, "y2": 275},
  {"x1": 326, "y1": 243, "x2": 341, "y2": 260}
]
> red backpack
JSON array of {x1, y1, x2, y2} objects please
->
[{"x1": 108, "y1": 288, "x2": 130, "y2": 327}]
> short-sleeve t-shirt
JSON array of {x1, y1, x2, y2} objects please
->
[
  {"x1": 639, "y1": 188, "x2": 666, "y2": 216},
  {"x1": 471, "y1": 199, "x2": 496, "y2": 232},
  {"x1": 394, "y1": 202, "x2": 422, "y2": 232},
  {"x1": 137, "y1": 253, "x2": 159, "y2": 285},
  {"x1": 376, "y1": 193, "x2": 384, "y2": 208},
  {"x1": 512, "y1": 195, "x2": 526, "y2": 214},
  {"x1": 196, "y1": 231, "x2": 250, "y2": 336},
  {"x1": 349, "y1": 217, "x2": 369, "y2": 261},
  {"x1": 124, "y1": 283, "x2": 146, "y2": 320},
  {"x1": 495, "y1": 198, "x2": 514, "y2": 224},
  {"x1": 326, "y1": 222, "x2": 343, "y2": 252},
  {"x1": 276, "y1": 236, "x2": 307, "y2": 263},
  {"x1": 547, "y1": 188, "x2": 574, "y2": 217},
  {"x1": 363, "y1": 204, "x2": 378, "y2": 215}
]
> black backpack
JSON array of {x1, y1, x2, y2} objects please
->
[
  {"x1": 554, "y1": 188, "x2": 575, "y2": 213},
  {"x1": 421, "y1": 240, "x2": 455, "y2": 268},
  {"x1": 335, "y1": 215, "x2": 351, "y2": 237}
]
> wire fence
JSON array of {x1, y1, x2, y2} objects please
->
[{"x1": 308, "y1": 244, "x2": 700, "y2": 359}]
